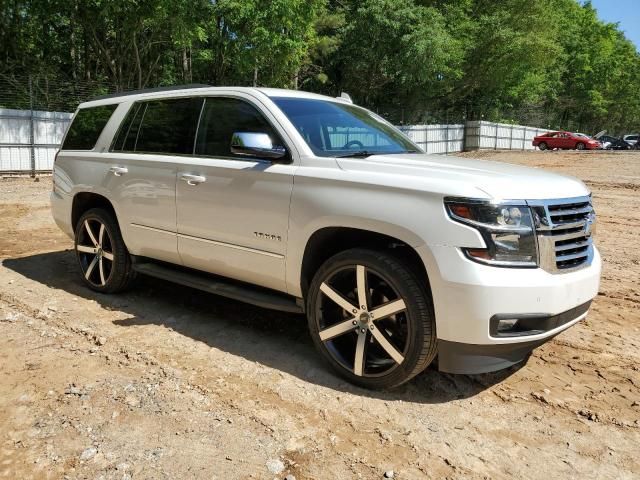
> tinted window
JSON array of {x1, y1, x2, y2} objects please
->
[
  {"x1": 272, "y1": 97, "x2": 418, "y2": 157},
  {"x1": 112, "y1": 103, "x2": 145, "y2": 152},
  {"x1": 128, "y1": 98, "x2": 202, "y2": 154},
  {"x1": 195, "y1": 97, "x2": 283, "y2": 157},
  {"x1": 62, "y1": 104, "x2": 117, "y2": 150}
]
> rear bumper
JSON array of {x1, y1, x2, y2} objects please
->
[{"x1": 50, "y1": 190, "x2": 74, "y2": 239}]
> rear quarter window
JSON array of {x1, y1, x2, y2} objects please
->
[{"x1": 61, "y1": 104, "x2": 118, "y2": 150}]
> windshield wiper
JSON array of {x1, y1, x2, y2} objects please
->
[
  {"x1": 334, "y1": 150, "x2": 376, "y2": 158},
  {"x1": 335, "y1": 149, "x2": 420, "y2": 158}
]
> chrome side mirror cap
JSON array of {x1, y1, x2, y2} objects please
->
[{"x1": 230, "y1": 132, "x2": 287, "y2": 160}]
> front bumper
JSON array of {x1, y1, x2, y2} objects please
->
[
  {"x1": 417, "y1": 244, "x2": 601, "y2": 372},
  {"x1": 437, "y1": 301, "x2": 590, "y2": 374}
]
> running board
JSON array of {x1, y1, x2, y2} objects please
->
[{"x1": 132, "y1": 262, "x2": 304, "y2": 314}]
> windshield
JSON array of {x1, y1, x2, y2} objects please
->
[{"x1": 271, "y1": 97, "x2": 420, "y2": 157}]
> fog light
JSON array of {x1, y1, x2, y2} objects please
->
[{"x1": 497, "y1": 319, "x2": 519, "y2": 332}]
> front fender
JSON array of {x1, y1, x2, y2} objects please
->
[{"x1": 285, "y1": 215, "x2": 427, "y2": 297}]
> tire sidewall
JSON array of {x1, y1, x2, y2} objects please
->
[{"x1": 306, "y1": 249, "x2": 435, "y2": 389}]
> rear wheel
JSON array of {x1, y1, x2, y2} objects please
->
[
  {"x1": 74, "y1": 208, "x2": 136, "y2": 293},
  {"x1": 538, "y1": 142, "x2": 548, "y2": 151},
  {"x1": 306, "y1": 249, "x2": 437, "y2": 389}
]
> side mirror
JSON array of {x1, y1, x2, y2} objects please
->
[{"x1": 230, "y1": 132, "x2": 287, "y2": 160}]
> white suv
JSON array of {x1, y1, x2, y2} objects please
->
[{"x1": 51, "y1": 86, "x2": 601, "y2": 389}]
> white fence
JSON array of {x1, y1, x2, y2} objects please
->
[
  {"x1": 398, "y1": 124, "x2": 465, "y2": 154},
  {"x1": 399, "y1": 121, "x2": 548, "y2": 154},
  {"x1": 0, "y1": 108, "x2": 551, "y2": 173},
  {"x1": 464, "y1": 121, "x2": 549, "y2": 151},
  {"x1": 0, "y1": 108, "x2": 72, "y2": 173}
]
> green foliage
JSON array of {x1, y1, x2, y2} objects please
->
[
  {"x1": 1, "y1": 0, "x2": 639, "y2": 132},
  {"x1": 328, "y1": 0, "x2": 463, "y2": 122}
]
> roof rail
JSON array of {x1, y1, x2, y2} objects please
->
[{"x1": 89, "y1": 84, "x2": 211, "y2": 102}]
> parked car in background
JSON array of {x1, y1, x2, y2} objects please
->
[
  {"x1": 622, "y1": 134, "x2": 638, "y2": 146},
  {"x1": 598, "y1": 135, "x2": 632, "y2": 150},
  {"x1": 532, "y1": 131, "x2": 601, "y2": 151}
]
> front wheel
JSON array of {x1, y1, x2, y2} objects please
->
[
  {"x1": 538, "y1": 142, "x2": 548, "y2": 151},
  {"x1": 576, "y1": 142, "x2": 586, "y2": 150},
  {"x1": 306, "y1": 249, "x2": 437, "y2": 389},
  {"x1": 74, "y1": 208, "x2": 136, "y2": 293}
]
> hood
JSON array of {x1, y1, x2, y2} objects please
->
[{"x1": 336, "y1": 153, "x2": 590, "y2": 200}]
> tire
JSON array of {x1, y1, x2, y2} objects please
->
[
  {"x1": 576, "y1": 142, "x2": 585, "y2": 150},
  {"x1": 74, "y1": 208, "x2": 136, "y2": 293},
  {"x1": 306, "y1": 248, "x2": 437, "y2": 389},
  {"x1": 538, "y1": 142, "x2": 548, "y2": 151}
]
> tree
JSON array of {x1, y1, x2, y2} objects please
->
[
  {"x1": 1, "y1": 0, "x2": 640, "y2": 133},
  {"x1": 197, "y1": 0, "x2": 324, "y2": 88},
  {"x1": 317, "y1": 0, "x2": 462, "y2": 122}
]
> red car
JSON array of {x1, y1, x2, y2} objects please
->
[{"x1": 532, "y1": 131, "x2": 600, "y2": 151}]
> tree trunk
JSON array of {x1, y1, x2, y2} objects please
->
[{"x1": 133, "y1": 32, "x2": 142, "y2": 89}]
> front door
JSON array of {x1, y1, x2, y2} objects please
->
[
  {"x1": 176, "y1": 96, "x2": 296, "y2": 293},
  {"x1": 557, "y1": 132, "x2": 573, "y2": 149}
]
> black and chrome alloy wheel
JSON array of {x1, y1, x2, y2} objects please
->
[
  {"x1": 307, "y1": 249, "x2": 437, "y2": 389},
  {"x1": 74, "y1": 208, "x2": 135, "y2": 293},
  {"x1": 76, "y1": 217, "x2": 115, "y2": 287}
]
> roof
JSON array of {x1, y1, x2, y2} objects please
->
[{"x1": 79, "y1": 86, "x2": 347, "y2": 109}]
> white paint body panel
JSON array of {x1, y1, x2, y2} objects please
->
[
  {"x1": 51, "y1": 86, "x2": 601, "y2": 347},
  {"x1": 176, "y1": 156, "x2": 294, "y2": 292}
]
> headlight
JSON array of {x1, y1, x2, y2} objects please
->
[{"x1": 445, "y1": 198, "x2": 538, "y2": 267}]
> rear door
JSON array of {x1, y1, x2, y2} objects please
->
[
  {"x1": 175, "y1": 95, "x2": 296, "y2": 292},
  {"x1": 104, "y1": 96, "x2": 203, "y2": 264}
]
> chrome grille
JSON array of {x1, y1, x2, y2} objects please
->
[{"x1": 529, "y1": 196, "x2": 595, "y2": 273}]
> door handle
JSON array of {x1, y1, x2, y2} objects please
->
[
  {"x1": 109, "y1": 166, "x2": 128, "y2": 176},
  {"x1": 180, "y1": 173, "x2": 206, "y2": 186}
]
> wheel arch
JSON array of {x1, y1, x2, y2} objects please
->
[
  {"x1": 71, "y1": 191, "x2": 118, "y2": 231},
  {"x1": 297, "y1": 226, "x2": 431, "y2": 301}
]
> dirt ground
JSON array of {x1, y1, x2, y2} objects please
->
[{"x1": 0, "y1": 150, "x2": 638, "y2": 480}]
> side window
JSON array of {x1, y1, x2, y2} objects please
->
[
  {"x1": 112, "y1": 103, "x2": 145, "y2": 152},
  {"x1": 135, "y1": 98, "x2": 203, "y2": 154},
  {"x1": 112, "y1": 97, "x2": 202, "y2": 154},
  {"x1": 195, "y1": 97, "x2": 283, "y2": 158},
  {"x1": 61, "y1": 104, "x2": 118, "y2": 150}
]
